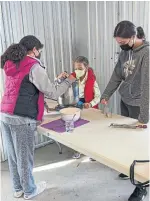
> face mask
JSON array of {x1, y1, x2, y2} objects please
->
[
  {"x1": 120, "y1": 44, "x2": 133, "y2": 51},
  {"x1": 75, "y1": 70, "x2": 85, "y2": 79},
  {"x1": 120, "y1": 38, "x2": 135, "y2": 51},
  {"x1": 33, "y1": 50, "x2": 42, "y2": 59},
  {"x1": 36, "y1": 52, "x2": 41, "y2": 60}
]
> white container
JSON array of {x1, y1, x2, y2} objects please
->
[{"x1": 60, "y1": 107, "x2": 81, "y2": 122}]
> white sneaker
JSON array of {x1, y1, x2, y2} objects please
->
[
  {"x1": 72, "y1": 152, "x2": 81, "y2": 159},
  {"x1": 24, "y1": 181, "x2": 46, "y2": 200},
  {"x1": 14, "y1": 190, "x2": 23, "y2": 198}
]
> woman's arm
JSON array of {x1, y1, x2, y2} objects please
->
[
  {"x1": 101, "y1": 59, "x2": 122, "y2": 101},
  {"x1": 29, "y1": 64, "x2": 75, "y2": 100}
]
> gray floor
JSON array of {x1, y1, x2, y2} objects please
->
[{"x1": 1, "y1": 143, "x2": 149, "y2": 201}]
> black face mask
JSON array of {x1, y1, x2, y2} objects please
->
[
  {"x1": 120, "y1": 38, "x2": 135, "y2": 51},
  {"x1": 36, "y1": 52, "x2": 41, "y2": 60},
  {"x1": 120, "y1": 44, "x2": 133, "y2": 51},
  {"x1": 33, "y1": 50, "x2": 41, "y2": 60}
]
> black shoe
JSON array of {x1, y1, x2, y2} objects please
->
[
  {"x1": 90, "y1": 158, "x2": 96, "y2": 161},
  {"x1": 118, "y1": 173, "x2": 129, "y2": 180},
  {"x1": 128, "y1": 187, "x2": 147, "y2": 201}
]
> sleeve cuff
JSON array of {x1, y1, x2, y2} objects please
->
[{"x1": 90, "y1": 101, "x2": 96, "y2": 107}]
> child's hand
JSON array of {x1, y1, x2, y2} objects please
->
[
  {"x1": 57, "y1": 72, "x2": 69, "y2": 79},
  {"x1": 84, "y1": 103, "x2": 92, "y2": 109}
]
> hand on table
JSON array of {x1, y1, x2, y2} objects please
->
[
  {"x1": 84, "y1": 103, "x2": 92, "y2": 109},
  {"x1": 135, "y1": 121, "x2": 147, "y2": 126},
  {"x1": 136, "y1": 122, "x2": 144, "y2": 125}
]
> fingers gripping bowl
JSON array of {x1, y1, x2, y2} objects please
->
[{"x1": 60, "y1": 108, "x2": 81, "y2": 122}]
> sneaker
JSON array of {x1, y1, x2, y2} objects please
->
[
  {"x1": 72, "y1": 152, "x2": 81, "y2": 159},
  {"x1": 24, "y1": 181, "x2": 46, "y2": 200},
  {"x1": 118, "y1": 173, "x2": 129, "y2": 180},
  {"x1": 128, "y1": 187, "x2": 147, "y2": 201},
  {"x1": 14, "y1": 190, "x2": 23, "y2": 198}
]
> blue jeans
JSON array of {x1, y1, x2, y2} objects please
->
[{"x1": 1, "y1": 121, "x2": 37, "y2": 195}]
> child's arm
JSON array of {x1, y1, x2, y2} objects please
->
[
  {"x1": 84, "y1": 81, "x2": 101, "y2": 109},
  {"x1": 90, "y1": 81, "x2": 101, "y2": 107}
]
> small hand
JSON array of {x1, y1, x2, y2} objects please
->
[{"x1": 84, "y1": 103, "x2": 92, "y2": 109}]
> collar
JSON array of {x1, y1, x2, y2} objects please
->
[{"x1": 27, "y1": 55, "x2": 45, "y2": 68}]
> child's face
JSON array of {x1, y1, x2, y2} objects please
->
[
  {"x1": 74, "y1": 62, "x2": 87, "y2": 79},
  {"x1": 74, "y1": 62, "x2": 86, "y2": 71}
]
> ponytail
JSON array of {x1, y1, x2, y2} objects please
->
[
  {"x1": 114, "y1": 21, "x2": 146, "y2": 40},
  {"x1": 136, "y1": 26, "x2": 145, "y2": 39},
  {"x1": 1, "y1": 43, "x2": 27, "y2": 69}
]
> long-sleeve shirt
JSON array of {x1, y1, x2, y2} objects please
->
[
  {"x1": 29, "y1": 64, "x2": 75, "y2": 101},
  {"x1": 79, "y1": 72, "x2": 101, "y2": 107}
]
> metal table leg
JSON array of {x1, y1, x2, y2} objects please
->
[{"x1": 54, "y1": 140, "x2": 62, "y2": 154}]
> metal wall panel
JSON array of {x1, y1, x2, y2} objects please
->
[
  {"x1": 0, "y1": 1, "x2": 149, "y2": 161},
  {"x1": 119, "y1": 1, "x2": 150, "y2": 40},
  {"x1": 71, "y1": 1, "x2": 149, "y2": 113},
  {"x1": 71, "y1": 1, "x2": 120, "y2": 112}
]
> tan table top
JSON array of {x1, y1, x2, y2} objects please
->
[{"x1": 38, "y1": 100, "x2": 150, "y2": 183}]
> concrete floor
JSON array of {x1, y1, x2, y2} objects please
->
[{"x1": 1, "y1": 143, "x2": 149, "y2": 201}]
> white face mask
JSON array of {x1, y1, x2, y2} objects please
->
[{"x1": 75, "y1": 70, "x2": 85, "y2": 79}]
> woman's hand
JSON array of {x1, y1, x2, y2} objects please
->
[
  {"x1": 135, "y1": 121, "x2": 147, "y2": 126},
  {"x1": 57, "y1": 72, "x2": 69, "y2": 79},
  {"x1": 84, "y1": 103, "x2": 92, "y2": 109},
  {"x1": 100, "y1": 99, "x2": 108, "y2": 105}
]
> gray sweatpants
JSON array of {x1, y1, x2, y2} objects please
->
[{"x1": 0, "y1": 113, "x2": 37, "y2": 195}]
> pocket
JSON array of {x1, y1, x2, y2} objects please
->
[{"x1": 27, "y1": 122, "x2": 37, "y2": 132}]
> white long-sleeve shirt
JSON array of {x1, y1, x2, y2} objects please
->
[{"x1": 79, "y1": 72, "x2": 101, "y2": 107}]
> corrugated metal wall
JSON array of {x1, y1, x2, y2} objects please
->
[
  {"x1": 71, "y1": 1, "x2": 150, "y2": 113},
  {"x1": 0, "y1": 1, "x2": 149, "y2": 161},
  {"x1": 70, "y1": 1, "x2": 120, "y2": 112}
]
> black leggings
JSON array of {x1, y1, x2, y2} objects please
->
[{"x1": 120, "y1": 100, "x2": 140, "y2": 120}]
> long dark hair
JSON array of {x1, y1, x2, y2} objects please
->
[
  {"x1": 1, "y1": 35, "x2": 43, "y2": 69},
  {"x1": 114, "y1": 20, "x2": 145, "y2": 39}
]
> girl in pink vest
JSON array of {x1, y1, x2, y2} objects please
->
[{"x1": 0, "y1": 35, "x2": 75, "y2": 199}]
